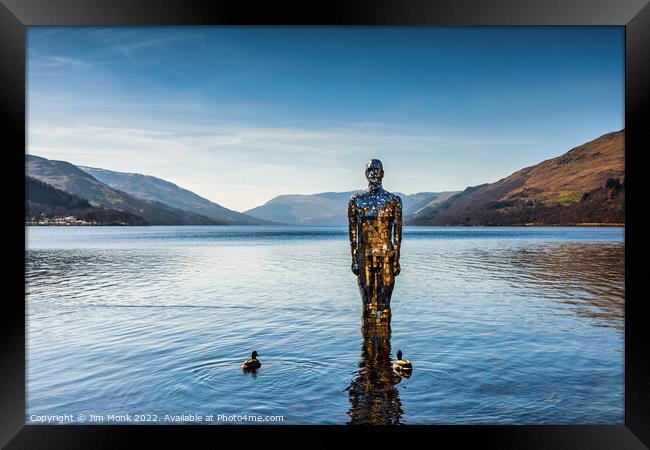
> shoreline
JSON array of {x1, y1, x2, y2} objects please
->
[{"x1": 24, "y1": 223, "x2": 626, "y2": 228}]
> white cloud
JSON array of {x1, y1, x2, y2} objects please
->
[
  {"x1": 28, "y1": 118, "x2": 540, "y2": 211},
  {"x1": 29, "y1": 54, "x2": 94, "y2": 70}
]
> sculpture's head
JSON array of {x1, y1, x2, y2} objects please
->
[{"x1": 365, "y1": 159, "x2": 384, "y2": 185}]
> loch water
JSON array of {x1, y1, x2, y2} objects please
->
[{"x1": 26, "y1": 226, "x2": 624, "y2": 424}]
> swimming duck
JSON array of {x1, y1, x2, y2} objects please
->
[
  {"x1": 392, "y1": 349, "x2": 412, "y2": 374},
  {"x1": 242, "y1": 350, "x2": 261, "y2": 371}
]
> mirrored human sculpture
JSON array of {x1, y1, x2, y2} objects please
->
[{"x1": 348, "y1": 159, "x2": 403, "y2": 322}]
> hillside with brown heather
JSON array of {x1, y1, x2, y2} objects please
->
[
  {"x1": 26, "y1": 154, "x2": 227, "y2": 225},
  {"x1": 408, "y1": 130, "x2": 624, "y2": 226}
]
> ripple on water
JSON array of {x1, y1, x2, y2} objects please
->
[{"x1": 26, "y1": 226, "x2": 624, "y2": 424}]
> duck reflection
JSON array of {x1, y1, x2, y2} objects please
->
[{"x1": 346, "y1": 311, "x2": 406, "y2": 424}]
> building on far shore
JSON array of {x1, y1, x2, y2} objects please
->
[{"x1": 25, "y1": 214, "x2": 124, "y2": 226}]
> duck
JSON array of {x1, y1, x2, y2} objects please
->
[
  {"x1": 392, "y1": 349, "x2": 412, "y2": 375},
  {"x1": 242, "y1": 350, "x2": 261, "y2": 371}
]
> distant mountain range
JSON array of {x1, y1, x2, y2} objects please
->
[
  {"x1": 25, "y1": 130, "x2": 625, "y2": 227},
  {"x1": 26, "y1": 155, "x2": 256, "y2": 225},
  {"x1": 78, "y1": 166, "x2": 270, "y2": 225},
  {"x1": 244, "y1": 191, "x2": 459, "y2": 225},
  {"x1": 408, "y1": 130, "x2": 625, "y2": 226}
]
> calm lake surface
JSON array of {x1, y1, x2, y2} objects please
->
[{"x1": 26, "y1": 226, "x2": 624, "y2": 425}]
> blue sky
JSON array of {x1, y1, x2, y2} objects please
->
[{"x1": 28, "y1": 26, "x2": 624, "y2": 211}]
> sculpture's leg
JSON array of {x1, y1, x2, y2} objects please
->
[
  {"x1": 358, "y1": 254, "x2": 394, "y2": 323},
  {"x1": 357, "y1": 254, "x2": 371, "y2": 311},
  {"x1": 376, "y1": 254, "x2": 394, "y2": 318}
]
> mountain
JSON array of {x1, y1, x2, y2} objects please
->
[
  {"x1": 408, "y1": 130, "x2": 625, "y2": 226},
  {"x1": 79, "y1": 166, "x2": 271, "y2": 225},
  {"x1": 403, "y1": 191, "x2": 460, "y2": 215},
  {"x1": 26, "y1": 176, "x2": 148, "y2": 225},
  {"x1": 26, "y1": 155, "x2": 226, "y2": 225},
  {"x1": 244, "y1": 190, "x2": 459, "y2": 225}
]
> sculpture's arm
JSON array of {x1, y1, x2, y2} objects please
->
[
  {"x1": 393, "y1": 196, "x2": 403, "y2": 275},
  {"x1": 348, "y1": 196, "x2": 360, "y2": 275}
]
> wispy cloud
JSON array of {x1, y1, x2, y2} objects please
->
[
  {"x1": 26, "y1": 27, "x2": 623, "y2": 210},
  {"x1": 350, "y1": 121, "x2": 390, "y2": 128},
  {"x1": 28, "y1": 119, "x2": 541, "y2": 211},
  {"x1": 30, "y1": 121, "x2": 534, "y2": 159},
  {"x1": 113, "y1": 34, "x2": 204, "y2": 62},
  {"x1": 29, "y1": 54, "x2": 94, "y2": 70}
]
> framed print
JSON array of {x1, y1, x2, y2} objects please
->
[{"x1": 1, "y1": 0, "x2": 648, "y2": 448}]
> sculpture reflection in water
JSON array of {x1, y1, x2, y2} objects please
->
[
  {"x1": 346, "y1": 312, "x2": 410, "y2": 424},
  {"x1": 348, "y1": 159, "x2": 403, "y2": 320},
  {"x1": 346, "y1": 160, "x2": 407, "y2": 424}
]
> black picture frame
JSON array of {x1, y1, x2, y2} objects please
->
[{"x1": 2, "y1": 1, "x2": 647, "y2": 447}]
